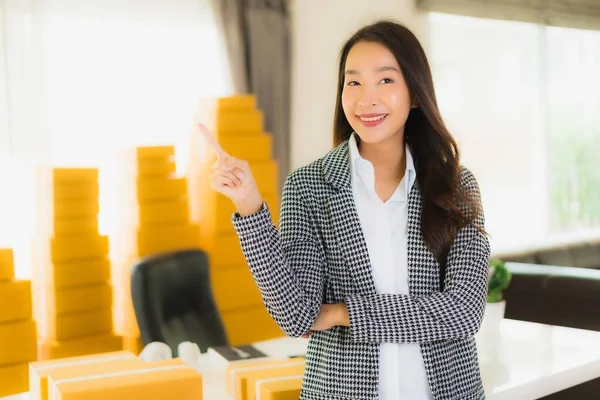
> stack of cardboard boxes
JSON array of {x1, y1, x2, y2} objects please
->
[
  {"x1": 112, "y1": 146, "x2": 199, "y2": 353},
  {"x1": 33, "y1": 168, "x2": 121, "y2": 361},
  {"x1": 226, "y1": 358, "x2": 305, "y2": 400},
  {"x1": 0, "y1": 248, "x2": 37, "y2": 396},
  {"x1": 188, "y1": 95, "x2": 284, "y2": 345},
  {"x1": 30, "y1": 352, "x2": 202, "y2": 400}
]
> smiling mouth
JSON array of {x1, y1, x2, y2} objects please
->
[{"x1": 358, "y1": 114, "x2": 388, "y2": 122}]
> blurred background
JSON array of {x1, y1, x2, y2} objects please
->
[
  {"x1": 0, "y1": 0, "x2": 599, "y2": 398},
  {"x1": 1, "y1": 0, "x2": 599, "y2": 273}
]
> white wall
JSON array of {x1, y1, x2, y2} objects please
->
[{"x1": 289, "y1": 0, "x2": 429, "y2": 170}]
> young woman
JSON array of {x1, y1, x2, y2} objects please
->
[{"x1": 206, "y1": 19, "x2": 490, "y2": 400}]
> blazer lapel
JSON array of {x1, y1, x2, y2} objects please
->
[
  {"x1": 407, "y1": 180, "x2": 423, "y2": 295},
  {"x1": 406, "y1": 179, "x2": 439, "y2": 296},
  {"x1": 323, "y1": 141, "x2": 377, "y2": 295}
]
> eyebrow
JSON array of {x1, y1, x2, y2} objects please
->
[{"x1": 344, "y1": 66, "x2": 400, "y2": 75}]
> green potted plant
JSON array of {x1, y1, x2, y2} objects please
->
[
  {"x1": 477, "y1": 259, "x2": 512, "y2": 363},
  {"x1": 487, "y1": 258, "x2": 512, "y2": 303}
]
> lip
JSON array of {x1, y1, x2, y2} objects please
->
[
  {"x1": 356, "y1": 113, "x2": 388, "y2": 127},
  {"x1": 358, "y1": 113, "x2": 387, "y2": 118}
]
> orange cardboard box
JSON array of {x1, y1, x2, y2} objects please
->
[
  {"x1": 211, "y1": 266, "x2": 262, "y2": 311},
  {"x1": 214, "y1": 95, "x2": 256, "y2": 110},
  {"x1": 119, "y1": 155, "x2": 176, "y2": 177},
  {"x1": 34, "y1": 234, "x2": 109, "y2": 263},
  {"x1": 119, "y1": 198, "x2": 189, "y2": 226},
  {"x1": 30, "y1": 351, "x2": 136, "y2": 400},
  {"x1": 225, "y1": 359, "x2": 275, "y2": 397},
  {"x1": 203, "y1": 133, "x2": 272, "y2": 164},
  {"x1": 36, "y1": 175, "x2": 99, "y2": 203},
  {"x1": 37, "y1": 168, "x2": 98, "y2": 183},
  {"x1": 38, "y1": 333, "x2": 122, "y2": 361},
  {"x1": 39, "y1": 199, "x2": 100, "y2": 220},
  {"x1": 34, "y1": 283, "x2": 112, "y2": 317},
  {"x1": 231, "y1": 359, "x2": 305, "y2": 400},
  {"x1": 0, "y1": 248, "x2": 14, "y2": 281},
  {"x1": 250, "y1": 160, "x2": 279, "y2": 194},
  {"x1": 202, "y1": 234, "x2": 247, "y2": 268},
  {"x1": 255, "y1": 374, "x2": 303, "y2": 400},
  {"x1": 118, "y1": 223, "x2": 199, "y2": 258},
  {"x1": 37, "y1": 308, "x2": 113, "y2": 341},
  {"x1": 48, "y1": 358, "x2": 203, "y2": 400},
  {"x1": 214, "y1": 192, "x2": 279, "y2": 232},
  {"x1": 212, "y1": 94, "x2": 256, "y2": 110},
  {"x1": 132, "y1": 146, "x2": 175, "y2": 160},
  {"x1": 135, "y1": 176, "x2": 187, "y2": 201},
  {"x1": 33, "y1": 257, "x2": 110, "y2": 289},
  {"x1": 41, "y1": 218, "x2": 99, "y2": 237},
  {"x1": 214, "y1": 110, "x2": 264, "y2": 133},
  {"x1": 221, "y1": 306, "x2": 284, "y2": 346},
  {"x1": 121, "y1": 335, "x2": 143, "y2": 355},
  {"x1": 0, "y1": 362, "x2": 29, "y2": 397},
  {"x1": 245, "y1": 367, "x2": 304, "y2": 400},
  {"x1": 194, "y1": 97, "x2": 261, "y2": 134},
  {"x1": 0, "y1": 280, "x2": 32, "y2": 323},
  {"x1": 0, "y1": 319, "x2": 37, "y2": 365},
  {"x1": 225, "y1": 358, "x2": 304, "y2": 398}
]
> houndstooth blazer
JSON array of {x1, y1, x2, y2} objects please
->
[{"x1": 232, "y1": 139, "x2": 491, "y2": 400}]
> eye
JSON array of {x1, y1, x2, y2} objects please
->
[
  {"x1": 381, "y1": 78, "x2": 394, "y2": 84},
  {"x1": 346, "y1": 81, "x2": 360, "y2": 86}
]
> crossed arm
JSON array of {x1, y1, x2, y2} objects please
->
[{"x1": 233, "y1": 171, "x2": 490, "y2": 343}]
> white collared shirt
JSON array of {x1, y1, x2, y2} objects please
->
[{"x1": 349, "y1": 133, "x2": 433, "y2": 400}]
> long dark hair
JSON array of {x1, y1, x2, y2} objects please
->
[{"x1": 333, "y1": 20, "x2": 482, "y2": 269}]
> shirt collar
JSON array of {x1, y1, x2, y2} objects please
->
[
  {"x1": 348, "y1": 132, "x2": 417, "y2": 200},
  {"x1": 348, "y1": 132, "x2": 362, "y2": 179}
]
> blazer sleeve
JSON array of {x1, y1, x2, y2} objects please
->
[
  {"x1": 231, "y1": 173, "x2": 326, "y2": 338},
  {"x1": 345, "y1": 168, "x2": 491, "y2": 344}
]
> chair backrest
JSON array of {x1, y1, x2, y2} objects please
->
[
  {"x1": 504, "y1": 262, "x2": 600, "y2": 332},
  {"x1": 130, "y1": 249, "x2": 228, "y2": 355}
]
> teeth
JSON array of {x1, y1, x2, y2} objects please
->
[{"x1": 360, "y1": 115, "x2": 387, "y2": 122}]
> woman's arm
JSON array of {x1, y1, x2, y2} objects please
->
[
  {"x1": 345, "y1": 168, "x2": 491, "y2": 343},
  {"x1": 232, "y1": 173, "x2": 327, "y2": 338},
  {"x1": 346, "y1": 232, "x2": 489, "y2": 343}
]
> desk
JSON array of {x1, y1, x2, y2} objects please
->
[
  {"x1": 4, "y1": 319, "x2": 600, "y2": 400},
  {"x1": 479, "y1": 319, "x2": 600, "y2": 399}
]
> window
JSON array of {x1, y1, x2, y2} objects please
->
[
  {"x1": 546, "y1": 27, "x2": 600, "y2": 234},
  {"x1": 428, "y1": 13, "x2": 600, "y2": 254},
  {"x1": 0, "y1": 0, "x2": 232, "y2": 277}
]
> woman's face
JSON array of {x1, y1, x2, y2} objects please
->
[{"x1": 341, "y1": 41, "x2": 413, "y2": 145}]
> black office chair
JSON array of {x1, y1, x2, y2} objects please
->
[{"x1": 130, "y1": 249, "x2": 229, "y2": 356}]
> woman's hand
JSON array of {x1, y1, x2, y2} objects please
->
[
  {"x1": 198, "y1": 123, "x2": 264, "y2": 216},
  {"x1": 210, "y1": 156, "x2": 263, "y2": 215},
  {"x1": 300, "y1": 304, "x2": 350, "y2": 339}
]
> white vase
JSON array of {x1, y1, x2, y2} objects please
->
[
  {"x1": 476, "y1": 300, "x2": 506, "y2": 365},
  {"x1": 480, "y1": 300, "x2": 506, "y2": 333}
]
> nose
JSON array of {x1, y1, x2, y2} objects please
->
[{"x1": 357, "y1": 85, "x2": 378, "y2": 107}]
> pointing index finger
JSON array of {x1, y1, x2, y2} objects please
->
[{"x1": 197, "y1": 122, "x2": 229, "y2": 159}]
